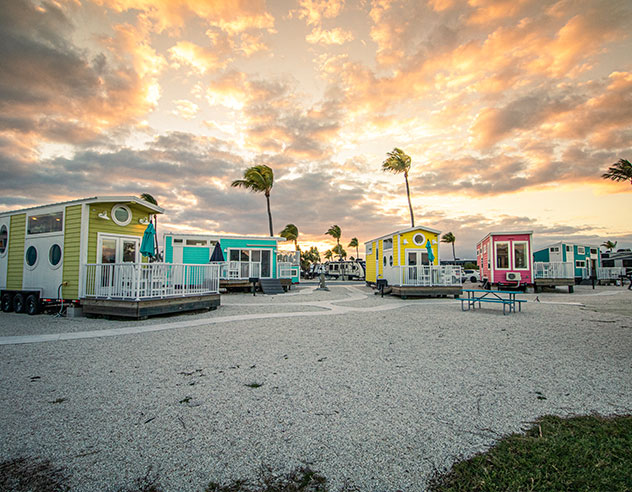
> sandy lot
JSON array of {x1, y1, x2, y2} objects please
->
[{"x1": 1, "y1": 284, "x2": 631, "y2": 491}]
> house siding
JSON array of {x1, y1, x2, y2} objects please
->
[
  {"x1": 6, "y1": 214, "x2": 26, "y2": 290},
  {"x1": 62, "y1": 204, "x2": 82, "y2": 299}
]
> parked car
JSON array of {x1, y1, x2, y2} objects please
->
[{"x1": 462, "y1": 269, "x2": 480, "y2": 283}]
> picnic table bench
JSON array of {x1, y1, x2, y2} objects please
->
[{"x1": 461, "y1": 289, "x2": 526, "y2": 315}]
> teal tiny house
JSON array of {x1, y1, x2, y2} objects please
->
[
  {"x1": 163, "y1": 233, "x2": 300, "y2": 289},
  {"x1": 533, "y1": 242, "x2": 601, "y2": 281}
]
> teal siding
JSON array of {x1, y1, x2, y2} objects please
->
[
  {"x1": 533, "y1": 248, "x2": 550, "y2": 262},
  {"x1": 183, "y1": 247, "x2": 210, "y2": 263},
  {"x1": 220, "y1": 238, "x2": 278, "y2": 277},
  {"x1": 165, "y1": 236, "x2": 173, "y2": 263}
]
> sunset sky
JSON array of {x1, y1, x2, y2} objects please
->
[{"x1": 1, "y1": 0, "x2": 631, "y2": 258}]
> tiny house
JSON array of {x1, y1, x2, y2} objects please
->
[
  {"x1": 365, "y1": 226, "x2": 461, "y2": 298},
  {"x1": 533, "y1": 242, "x2": 601, "y2": 281},
  {"x1": 1, "y1": 196, "x2": 162, "y2": 313},
  {"x1": 0, "y1": 197, "x2": 221, "y2": 317},
  {"x1": 477, "y1": 231, "x2": 533, "y2": 290},
  {"x1": 163, "y1": 233, "x2": 300, "y2": 288}
]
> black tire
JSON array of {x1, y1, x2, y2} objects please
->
[
  {"x1": 1, "y1": 293, "x2": 14, "y2": 312},
  {"x1": 13, "y1": 293, "x2": 26, "y2": 313},
  {"x1": 26, "y1": 294, "x2": 40, "y2": 315},
  {"x1": 470, "y1": 276, "x2": 477, "y2": 283}
]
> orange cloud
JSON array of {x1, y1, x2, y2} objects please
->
[
  {"x1": 306, "y1": 26, "x2": 354, "y2": 45},
  {"x1": 168, "y1": 40, "x2": 230, "y2": 74},
  {"x1": 291, "y1": 0, "x2": 346, "y2": 26}
]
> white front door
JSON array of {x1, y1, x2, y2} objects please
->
[{"x1": 97, "y1": 235, "x2": 140, "y2": 296}]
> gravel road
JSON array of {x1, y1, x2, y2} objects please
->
[{"x1": 1, "y1": 284, "x2": 630, "y2": 491}]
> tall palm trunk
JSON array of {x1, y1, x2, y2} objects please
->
[
  {"x1": 404, "y1": 171, "x2": 415, "y2": 227},
  {"x1": 265, "y1": 192, "x2": 273, "y2": 236},
  {"x1": 452, "y1": 242, "x2": 456, "y2": 262}
]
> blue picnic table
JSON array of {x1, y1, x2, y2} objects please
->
[{"x1": 461, "y1": 289, "x2": 526, "y2": 315}]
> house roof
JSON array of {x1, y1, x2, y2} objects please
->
[
  {"x1": 364, "y1": 225, "x2": 441, "y2": 244},
  {"x1": 476, "y1": 231, "x2": 533, "y2": 246},
  {"x1": 535, "y1": 241, "x2": 601, "y2": 252},
  {"x1": 0, "y1": 196, "x2": 164, "y2": 217},
  {"x1": 164, "y1": 232, "x2": 286, "y2": 242}
]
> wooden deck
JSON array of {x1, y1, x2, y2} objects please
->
[
  {"x1": 82, "y1": 293, "x2": 220, "y2": 319},
  {"x1": 220, "y1": 278, "x2": 295, "y2": 292},
  {"x1": 390, "y1": 285, "x2": 462, "y2": 299},
  {"x1": 534, "y1": 278, "x2": 574, "y2": 293}
]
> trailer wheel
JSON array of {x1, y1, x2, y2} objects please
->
[
  {"x1": 1, "y1": 293, "x2": 14, "y2": 312},
  {"x1": 13, "y1": 293, "x2": 26, "y2": 313},
  {"x1": 26, "y1": 295, "x2": 40, "y2": 315}
]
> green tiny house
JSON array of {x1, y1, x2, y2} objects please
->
[{"x1": 0, "y1": 196, "x2": 164, "y2": 314}]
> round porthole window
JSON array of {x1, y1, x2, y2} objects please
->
[
  {"x1": 389, "y1": 255, "x2": 393, "y2": 266},
  {"x1": 25, "y1": 245, "x2": 38, "y2": 268},
  {"x1": 0, "y1": 225, "x2": 7, "y2": 256},
  {"x1": 49, "y1": 244, "x2": 62, "y2": 268},
  {"x1": 383, "y1": 256, "x2": 387, "y2": 266},
  {"x1": 413, "y1": 233, "x2": 426, "y2": 246},
  {"x1": 111, "y1": 204, "x2": 132, "y2": 226}
]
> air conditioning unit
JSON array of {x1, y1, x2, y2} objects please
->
[{"x1": 506, "y1": 272, "x2": 521, "y2": 281}]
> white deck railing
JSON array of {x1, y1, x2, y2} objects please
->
[
  {"x1": 82, "y1": 263, "x2": 220, "y2": 300},
  {"x1": 278, "y1": 262, "x2": 299, "y2": 279},
  {"x1": 534, "y1": 261, "x2": 574, "y2": 279},
  {"x1": 397, "y1": 265, "x2": 462, "y2": 286},
  {"x1": 597, "y1": 267, "x2": 626, "y2": 280}
]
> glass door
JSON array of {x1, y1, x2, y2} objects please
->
[
  {"x1": 98, "y1": 236, "x2": 140, "y2": 295},
  {"x1": 261, "y1": 250, "x2": 271, "y2": 278}
]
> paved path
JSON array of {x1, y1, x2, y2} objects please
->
[{"x1": 0, "y1": 286, "x2": 413, "y2": 346}]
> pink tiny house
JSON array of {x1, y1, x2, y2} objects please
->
[{"x1": 477, "y1": 231, "x2": 533, "y2": 290}]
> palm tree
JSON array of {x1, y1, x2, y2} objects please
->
[
  {"x1": 325, "y1": 225, "x2": 342, "y2": 247},
  {"x1": 602, "y1": 158, "x2": 632, "y2": 185},
  {"x1": 231, "y1": 165, "x2": 275, "y2": 236},
  {"x1": 279, "y1": 224, "x2": 299, "y2": 251},
  {"x1": 441, "y1": 232, "x2": 456, "y2": 262},
  {"x1": 601, "y1": 240, "x2": 618, "y2": 252},
  {"x1": 382, "y1": 148, "x2": 415, "y2": 227},
  {"x1": 139, "y1": 192, "x2": 161, "y2": 261},
  {"x1": 348, "y1": 237, "x2": 359, "y2": 260},
  {"x1": 332, "y1": 244, "x2": 346, "y2": 260},
  {"x1": 324, "y1": 250, "x2": 333, "y2": 261}
]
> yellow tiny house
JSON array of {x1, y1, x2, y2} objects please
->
[{"x1": 365, "y1": 226, "x2": 462, "y2": 298}]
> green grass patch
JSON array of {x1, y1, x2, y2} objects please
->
[{"x1": 428, "y1": 414, "x2": 632, "y2": 492}]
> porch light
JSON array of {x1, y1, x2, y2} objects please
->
[{"x1": 98, "y1": 211, "x2": 110, "y2": 220}]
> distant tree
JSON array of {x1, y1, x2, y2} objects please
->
[
  {"x1": 231, "y1": 165, "x2": 275, "y2": 236},
  {"x1": 332, "y1": 244, "x2": 346, "y2": 260},
  {"x1": 325, "y1": 225, "x2": 342, "y2": 248},
  {"x1": 348, "y1": 237, "x2": 359, "y2": 260},
  {"x1": 602, "y1": 158, "x2": 632, "y2": 185},
  {"x1": 441, "y1": 232, "x2": 456, "y2": 262},
  {"x1": 300, "y1": 246, "x2": 320, "y2": 274},
  {"x1": 382, "y1": 148, "x2": 415, "y2": 227},
  {"x1": 601, "y1": 240, "x2": 618, "y2": 252},
  {"x1": 324, "y1": 250, "x2": 333, "y2": 261},
  {"x1": 139, "y1": 192, "x2": 161, "y2": 261},
  {"x1": 279, "y1": 224, "x2": 299, "y2": 250}
]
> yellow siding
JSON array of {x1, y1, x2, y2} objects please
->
[
  {"x1": 399, "y1": 228, "x2": 439, "y2": 265},
  {"x1": 365, "y1": 242, "x2": 376, "y2": 282},
  {"x1": 393, "y1": 235, "x2": 399, "y2": 266},
  {"x1": 7, "y1": 214, "x2": 26, "y2": 289},
  {"x1": 378, "y1": 239, "x2": 383, "y2": 277},
  {"x1": 87, "y1": 203, "x2": 152, "y2": 263},
  {"x1": 62, "y1": 205, "x2": 82, "y2": 299}
]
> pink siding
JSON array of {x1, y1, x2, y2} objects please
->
[{"x1": 477, "y1": 232, "x2": 533, "y2": 287}]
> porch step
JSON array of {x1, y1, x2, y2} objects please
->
[{"x1": 259, "y1": 278, "x2": 285, "y2": 295}]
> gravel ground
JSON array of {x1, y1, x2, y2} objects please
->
[{"x1": 0, "y1": 284, "x2": 631, "y2": 491}]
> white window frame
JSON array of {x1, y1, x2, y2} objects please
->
[
  {"x1": 577, "y1": 246, "x2": 585, "y2": 255},
  {"x1": 366, "y1": 243, "x2": 373, "y2": 255},
  {"x1": 576, "y1": 260, "x2": 586, "y2": 268},
  {"x1": 512, "y1": 241, "x2": 530, "y2": 270},
  {"x1": 412, "y1": 233, "x2": 426, "y2": 246},
  {"x1": 383, "y1": 238, "x2": 393, "y2": 250},
  {"x1": 25, "y1": 245, "x2": 39, "y2": 270},
  {"x1": 495, "y1": 241, "x2": 510, "y2": 270},
  {"x1": 26, "y1": 207, "x2": 65, "y2": 238},
  {"x1": 0, "y1": 223, "x2": 8, "y2": 257},
  {"x1": 185, "y1": 238, "x2": 208, "y2": 247},
  {"x1": 111, "y1": 204, "x2": 133, "y2": 227},
  {"x1": 550, "y1": 247, "x2": 559, "y2": 253},
  {"x1": 48, "y1": 243, "x2": 63, "y2": 270},
  {"x1": 97, "y1": 233, "x2": 141, "y2": 264}
]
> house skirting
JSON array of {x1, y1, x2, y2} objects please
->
[
  {"x1": 82, "y1": 293, "x2": 220, "y2": 319},
  {"x1": 390, "y1": 285, "x2": 462, "y2": 299}
]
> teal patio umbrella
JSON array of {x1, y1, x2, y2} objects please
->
[
  {"x1": 426, "y1": 238, "x2": 435, "y2": 264},
  {"x1": 140, "y1": 222, "x2": 156, "y2": 259}
]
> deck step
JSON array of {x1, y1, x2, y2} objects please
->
[{"x1": 259, "y1": 278, "x2": 285, "y2": 294}]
